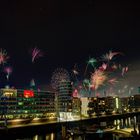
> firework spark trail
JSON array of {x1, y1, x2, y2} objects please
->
[
  {"x1": 99, "y1": 63, "x2": 107, "y2": 71},
  {"x1": 31, "y1": 47, "x2": 43, "y2": 63},
  {"x1": 108, "y1": 78, "x2": 118, "y2": 85},
  {"x1": 72, "y1": 69, "x2": 79, "y2": 75},
  {"x1": 3, "y1": 66, "x2": 13, "y2": 80},
  {"x1": 121, "y1": 66, "x2": 128, "y2": 76},
  {"x1": 84, "y1": 57, "x2": 97, "y2": 76},
  {"x1": 72, "y1": 64, "x2": 79, "y2": 82},
  {"x1": 111, "y1": 63, "x2": 118, "y2": 70},
  {"x1": 0, "y1": 48, "x2": 9, "y2": 64},
  {"x1": 30, "y1": 47, "x2": 44, "y2": 84}
]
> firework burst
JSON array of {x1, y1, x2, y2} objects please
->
[
  {"x1": 84, "y1": 57, "x2": 97, "y2": 76},
  {"x1": 90, "y1": 69, "x2": 107, "y2": 90},
  {"x1": 31, "y1": 47, "x2": 43, "y2": 63},
  {"x1": 51, "y1": 68, "x2": 70, "y2": 90},
  {"x1": 101, "y1": 50, "x2": 122, "y2": 62}
]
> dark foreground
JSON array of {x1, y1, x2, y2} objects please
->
[{"x1": 0, "y1": 127, "x2": 138, "y2": 140}]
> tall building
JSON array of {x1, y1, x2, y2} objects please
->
[
  {"x1": 57, "y1": 81, "x2": 73, "y2": 119},
  {"x1": 87, "y1": 97, "x2": 97, "y2": 117},
  {"x1": 72, "y1": 97, "x2": 81, "y2": 117},
  {"x1": 80, "y1": 97, "x2": 89, "y2": 117}
]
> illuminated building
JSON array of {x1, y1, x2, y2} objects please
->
[
  {"x1": 88, "y1": 97, "x2": 97, "y2": 116},
  {"x1": 36, "y1": 90, "x2": 56, "y2": 118},
  {"x1": 88, "y1": 97, "x2": 106, "y2": 117},
  {"x1": 106, "y1": 96, "x2": 121, "y2": 114},
  {"x1": 120, "y1": 97, "x2": 129, "y2": 113},
  {"x1": 80, "y1": 97, "x2": 89, "y2": 117},
  {"x1": 1, "y1": 86, "x2": 139, "y2": 122},
  {"x1": 72, "y1": 97, "x2": 81, "y2": 117},
  {"x1": 0, "y1": 88, "x2": 17, "y2": 119},
  {"x1": 17, "y1": 89, "x2": 56, "y2": 118},
  {"x1": 128, "y1": 96, "x2": 135, "y2": 111},
  {"x1": 105, "y1": 97, "x2": 116, "y2": 114},
  {"x1": 133, "y1": 95, "x2": 140, "y2": 110},
  {"x1": 0, "y1": 88, "x2": 56, "y2": 120},
  {"x1": 57, "y1": 81, "x2": 73, "y2": 119},
  {"x1": 97, "y1": 97, "x2": 106, "y2": 114},
  {"x1": 16, "y1": 89, "x2": 35, "y2": 116},
  {"x1": 0, "y1": 88, "x2": 17, "y2": 97},
  {"x1": 129, "y1": 95, "x2": 140, "y2": 111}
]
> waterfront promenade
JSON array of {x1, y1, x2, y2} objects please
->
[
  {"x1": 0, "y1": 111, "x2": 140, "y2": 139},
  {"x1": 0, "y1": 111, "x2": 139, "y2": 129}
]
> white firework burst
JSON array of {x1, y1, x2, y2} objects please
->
[{"x1": 51, "y1": 68, "x2": 70, "y2": 90}]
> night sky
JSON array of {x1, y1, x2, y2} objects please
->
[{"x1": 0, "y1": 0, "x2": 140, "y2": 91}]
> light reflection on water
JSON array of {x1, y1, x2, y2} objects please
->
[
  {"x1": 16, "y1": 133, "x2": 57, "y2": 140},
  {"x1": 33, "y1": 135, "x2": 38, "y2": 140},
  {"x1": 4, "y1": 116, "x2": 137, "y2": 140}
]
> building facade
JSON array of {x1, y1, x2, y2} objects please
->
[
  {"x1": 0, "y1": 88, "x2": 56, "y2": 120},
  {"x1": 57, "y1": 81, "x2": 73, "y2": 120}
]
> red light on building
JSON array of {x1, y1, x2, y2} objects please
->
[{"x1": 24, "y1": 90, "x2": 34, "y2": 98}]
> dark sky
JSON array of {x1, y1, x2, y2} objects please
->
[{"x1": 0, "y1": 0, "x2": 140, "y2": 89}]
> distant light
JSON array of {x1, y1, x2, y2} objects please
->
[
  {"x1": 25, "y1": 110, "x2": 28, "y2": 113},
  {"x1": 34, "y1": 135, "x2": 38, "y2": 140},
  {"x1": 115, "y1": 97, "x2": 119, "y2": 109},
  {"x1": 24, "y1": 90, "x2": 34, "y2": 98},
  {"x1": 50, "y1": 133, "x2": 54, "y2": 140},
  {"x1": 18, "y1": 102, "x2": 23, "y2": 105},
  {"x1": 5, "y1": 85, "x2": 10, "y2": 89}
]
